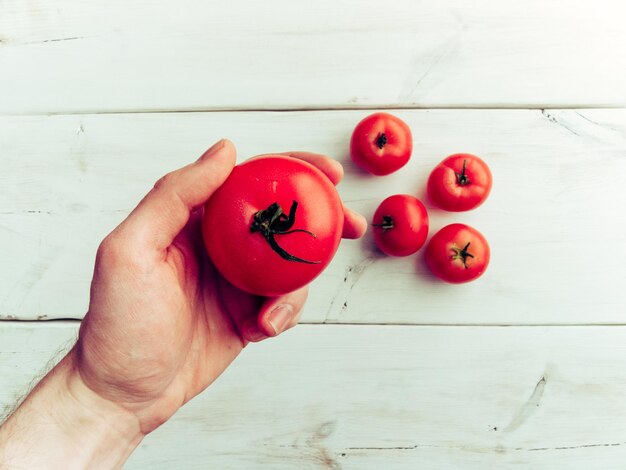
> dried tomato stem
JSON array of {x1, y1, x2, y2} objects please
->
[
  {"x1": 250, "y1": 201, "x2": 321, "y2": 264},
  {"x1": 371, "y1": 215, "x2": 394, "y2": 231},
  {"x1": 375, "y1": 132, "x2": 387, "y2": 149},
  {"x1": 455, "y1": 159, "x2": 471, "y2": 186}
]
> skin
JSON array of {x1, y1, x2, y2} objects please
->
[
  {"x1": 427, "y1": 153, "x2": 492, "y2": 212},
  {"x1": 425, "y1": 223, "x2": 490, "y2": 283},
  {"x1": 0, "y1": 140, "x2": 367, "y2": 468}
]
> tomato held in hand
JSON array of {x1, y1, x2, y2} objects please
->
[
  {"x1": 202, "y1": 156, "x2": 344, "y2": 296},
  {"x1": 372, "y1": 195, "x2": 429, "y2": 257},
  {"x1": 425, "y1": 223, "x2": 490, "y2": 283},
  {"x1": 427, "y1": 153, "x2": 492, "y2": 211},
  {"x1": 350, "y1": 112, "x2": 412, "y2": 175}
]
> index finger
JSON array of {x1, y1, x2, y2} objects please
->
[
  {"x1": 250, "y1": 151, "x2": 344, "y2": 186},
  {"x1": 278, "y1": 152, "x2": 344, "y2": 185}
]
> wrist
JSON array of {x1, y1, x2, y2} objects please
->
[
  {"x1": 52, "y1": 349, "x2": 145, "y2": 467},
  {"x1": 0, "y1": 348, "x2": 144, "y2": 469}
]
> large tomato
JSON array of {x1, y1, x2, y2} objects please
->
[
  {"x1": 372, "y1": 194, "x2": 429, "y2": 257},
  {"x1": 202, "y1": 155, "x2": 344, "y2": 296},
  {"x1": 350, "y1": 112, "x2": 412, "y2": 175},
  {"x1": 427, "y1": 153, "x2": 492, "y2": 211},
  {"x1": 425, "y1": 223, "x2": 490, "y2": 283}
]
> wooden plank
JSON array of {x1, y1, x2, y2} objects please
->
[
  {"x1": 1, "y1": 109, "x2": 625, "y2": 323},
  {"x1": 1, "y1": 0, "x2": 625, "y2": 113},
  {"x1": 2, "y1": 322, "x2": 626, "y2": 468}
]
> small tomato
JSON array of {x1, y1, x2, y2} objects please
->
[
  {"x1": 350, "y1": 112, "x2": 412, "y2": 175},
  {"x1": 427, "y1": 153, "x2": 492, "y2": 211},
  {"x1": 372, "y1": 195, "x2": 429, "y2": 257},
  {"x1": 425, "y1": 223, "x2": 490, "y2": 283}
]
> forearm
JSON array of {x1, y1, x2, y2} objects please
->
[{"x1": 0, "y1": 349, "x2": 143, "y2": 469}]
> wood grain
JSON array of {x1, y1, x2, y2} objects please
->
[
  {"x1": 2, "y1": 322, "x2": 626, "y2": 469},
  {"x1": 2, "y1": 3, "x2": 625, "y2": 468},
  {"x1": 1, "y1": 109, "x2": 625, "y2": 323},
  {"x1": 1, "y1": 0, "x2": 625, "y2": 113}
]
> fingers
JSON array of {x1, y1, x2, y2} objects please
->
[
  {"x1": 120, "y1": 139, "x2": 236, "y2": 253},
  {"x1": 273, "y1": 152, "x2": 367, "y2": 239},
  {"x1": 277, "y1": 152, "x2": 344, "y2": 185},
  {"x1": 242, "y1": 286, "x2": 309, "y2": 342},
  {"x1": 342, "y1": 206, "x2": 368, "y2": 239},
  {"x1": 215, "y1": 274, "x2": 266, "y2": 347}
]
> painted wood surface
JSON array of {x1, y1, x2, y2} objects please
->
[
  {"x1": 1, "y1": 109, "x2": 625, "y2": 324},
  {"x1": 2, "y1": 322, "x2": 626, "y2": 469},
  {"x1": 1, "y1": 0, "x2": 625, "y2": 114},
  {"x1": 2, "y1": 3, "x2": 626, "y2": 468}
]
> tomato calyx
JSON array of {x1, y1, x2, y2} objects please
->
[
  {"x1": 250, "y1": 200, "x2": 321, "y2": 265},
  {"x1": 450, "y1": 242, "x2": 474, "y2": 269},
  {"x1": 455, "y1": 159, "x2": 471, "y2": 186},
  {"x1": 372, "y1": 215, "x2": 394, "y2": 231},
  {"x1": 375, "y1": 132, "x2": 388, "y2": 149}
]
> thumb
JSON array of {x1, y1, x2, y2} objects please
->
[{"x1": 120, "y1": 139, "x2": 236, "y2": 252}]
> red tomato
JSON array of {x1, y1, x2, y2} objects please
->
[
  {"x1": 425, "y1": 223, "x2": 490, "y2": 283},
  {"x1": 372, "y1": 195, "x2": 429, "y2": 257},
  {"x1": 202, "y1": 156, "x2": 344, "y2": 296},
  {"x1": 350, "y1": 112, "x2": 412, "y2": 175},
  {"x1": 427, "y1": 153, "x2": 492, "y2": 211}
]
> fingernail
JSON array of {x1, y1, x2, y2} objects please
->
[
  {"x1": 267, "y1": 304, "x2": 294, "y2": 335},
  {"x1": 243, "y1": 319, "x2": 267, "y2": 343},
  {"x1": 197, "y1": 139, "x2": 226, "y2": 161}
]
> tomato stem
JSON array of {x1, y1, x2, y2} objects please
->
[
  {"x1": 371, "y1": 215, "x2": 394, "y2": 231},
  {"x1": 250, "y1": 201, "x2": 321, "y2": 264},
  {"x1": 375, "y1": 132, "x2": 387, "y2": 149},
  {"x1": 455, "y1": 159, "x2": 471, "y2": 186},
  {"x1": 450, "y1": 242, "x2": 474, "y2": 269}
]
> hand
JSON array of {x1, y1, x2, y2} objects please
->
[
  {"x1": 0, "y1": 139, "x2": 365, "y2": 468},
  {"x1": 75, "y1": 139, "x2": 367, "y2": 434}
]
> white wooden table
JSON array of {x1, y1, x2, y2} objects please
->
[{"x1": 2, "y1": 1, "x2": 626, "y2": 468}]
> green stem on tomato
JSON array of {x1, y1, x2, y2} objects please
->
[{"x1": 450, "y1": 242, "x2": 474, "y2": 269}]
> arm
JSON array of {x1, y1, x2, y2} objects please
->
[
  {"x1": 0, "y1": 352, "x2": 141, "y2": 469},
  {"x1": 0, "y1": 140, "x2": 366, "y2": 468}
]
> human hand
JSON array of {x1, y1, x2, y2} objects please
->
[
  {"x1": 0, "y1": 139, "x2": 366, "y2": 468},
  {"x1": 74, "y1": 139, "x2": 367, "y2": 435}
]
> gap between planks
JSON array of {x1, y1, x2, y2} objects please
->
[{"x1": 2, "y1": 105, "x2": 626, "y2": 117}]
